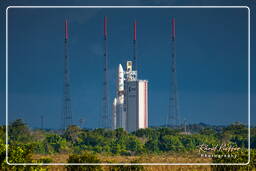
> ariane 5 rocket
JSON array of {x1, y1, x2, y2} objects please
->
[
  {"x1": 112, "y1": 64, "x2": 126, "y2": 130},
  {"x1": 117, "y1": 64, "x2": 126, "y2": 129},
  {"x1": 117, "y1": 64, "x2": 124, "y2": 93},
  {"x1": 112, "y1": 98, "x2": 117, "y2": 130}
]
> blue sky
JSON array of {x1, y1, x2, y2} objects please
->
[{"x1": 0, "y1": 0, "x2": 255, "y2": 129}]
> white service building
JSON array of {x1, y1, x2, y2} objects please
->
[{"x1": 124, "y1": 80, "x2": 148, "y2": 132}]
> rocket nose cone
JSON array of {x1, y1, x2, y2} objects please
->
[
  {"x1": 113, "y1": 98, "x2": 117, "y2": 105},
  {"x1": 118, "y1": 64, "x2": 124, "y2": 73}
]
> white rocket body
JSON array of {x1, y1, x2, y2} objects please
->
[
  {"x1": 116, "y1": 64, "x2": 126, "y2": 129},
  {"x1": 118, "y1": 64, "x2": 124, "y2": 92},
  {"x1": 112, "y1": 98, "x2": 117, "y2": 130}
]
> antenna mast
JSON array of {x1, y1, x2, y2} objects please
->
[
  {"x1": 133, "y1": 21, "x2": 138, "y2": 73},
  {"x1": 101, "y1": 16, "x2": 110, "y2": 128},
  {"x1": 62, "y1": 20, "x2": 73, "y2": 130},
  {"x1": 167, "y1": 17, "x2": 179, "y2": 127}
]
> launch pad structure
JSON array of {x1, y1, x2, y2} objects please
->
[
  {"x1": 112, "y1": 61, "x2": 148, "y2": 132},
  {"x1": 111, "y1": 20, "x2": 149, "y2": 132},
  {"x1": 60, "y1": 16, "x2": 179, "y2": 131}
]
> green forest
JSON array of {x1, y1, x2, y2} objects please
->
[{"x1": 0, "y1": 119, "x2": 256, "y2": 170}]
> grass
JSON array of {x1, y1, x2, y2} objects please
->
[{"x1": 32, "y1": 153, "x2": 212, "y2": 171}]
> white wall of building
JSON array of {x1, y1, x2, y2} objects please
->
[
  {"x1": 138, "y1": 80, "x2": 148, "y2": 129},
  {"x1": 125, "y1": 80, "x2": 148, "y2": 132},
  {"x1": 125, "y1": 81, "x2": 138, "y2": 132}
]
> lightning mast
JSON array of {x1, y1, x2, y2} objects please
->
[
  {"x1": 167, "y1": 17, "x2": 179, "y2": 127},
  {"x1": 62, "y1": 20, "x2": 73, "y2": 130},
  {"x1": 133, "y1": 21, "x2": 138, "y2": 73},
  {"x1": 101, "y1": 16, "x2": 110, "y2": 128}
]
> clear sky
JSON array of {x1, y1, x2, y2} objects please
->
[{"x1": 0, "y1": 0, "x2": 255, "y2": 129}]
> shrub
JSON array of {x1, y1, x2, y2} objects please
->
[
  {"x1": 110, "y1": 142, "x2": 122, "y2": 155},
  {"x1": 145, "y1": 139, "x2": 159, "y2": 153},
  {"x1": 44, "y1": 134, "x2": 70, "y2": 153},
  {"x1": 0, "y1": 139, "x2": 47, "y2": 170},
  {"x1": 109, "y1": 160, "x2": 144, "y2": 171},
  {"x1": 126, "y1": 136, "x2": 145, "y2": 155},
  {"x1": 9, "y1": 119, "x2": 31, "y2": 143},
  {"x1": 211, "y1": 149, "x2": 255, "y2": 171},
  {"x1": 63, "y1": 125, "x2": 81, "y2": 144},
  {"x1": 66, "y1": 151, "x2": 102, "y2": 171},
  {"x1": 159, "y1": 135, "x2": 184, "y2": 152}
]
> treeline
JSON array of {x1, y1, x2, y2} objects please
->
[
  {"x1": 0, "y1": 119, "x2": 256, "y2": 170},
  {"x1": 2, "y1": 119, "x2": 253, "y2": 155}
]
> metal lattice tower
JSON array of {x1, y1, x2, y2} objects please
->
[
  {"x1": 167, "y1": 17, "x2": 179, "y2": 127},
  {"x1": 100, "y1": 16, "x2": 110, "y2": 129},
  {"x1": 133, "y1": 20, "x2": 138, "y2": 73},
  {"x1": 62, "y1": 20, "x2": 73, "y2": 130}
]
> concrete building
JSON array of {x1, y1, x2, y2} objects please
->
[{"x1": 124, "y1": 80, "x2": 148, "y2": 132}]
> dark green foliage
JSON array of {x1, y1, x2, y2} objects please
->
[
  {"x1": 212, "y1": 149, "x2": 255, "y2": 171},
  {"x1": 93, "y1": 128, "x2": 116, "y2": 138},
  {"x1": 0, "y1": 139, "x2": 6, "y2": 167},
  {"x1": 3, "y1": 119, "x2": 254, "y2": 166},
  {"x1": 251, "y1": 135, "x2": 256, "y2": 149},
  {"x1": 159, "y1": 135, "x2": 184, "y2": 152},
  {"x1": 32, "y1": 141, "x2": 48, "y2": 154},
  {"x1": 115, "y1": 128, "x2": 128, "y2": 139},
  {"x1": 63, "y1": 125, "x2": 81, "y2": 143},
  {"x1": 200, "y1": 128, "x2": 217, "y2": 135},
  {"x1": 145, "y1": 139, "x2": 159, "y2": 153},
  {"x1": 224, "y1": 123, "x2": 247, "y2": 136},
  {"x1": 77, "y1": 132, "x2": 111, "y2": 153},
  {"x1": 180, "y1": 136, "x2": 196, "y2": 150},
  {"x1": 231, "y1": 136, "x2": 247, "y2": 148},
  {"x1": 133, "y1": 128, "x2": 160, "y2": 139},
  {"x1": 0, "y1": 139, "x2": 47, "y2": 170},
  {"x1": 33, "y1": 134, "x2": 70, "y2": 154},
  {"x1": 158, "y1": 127, "x2": 178, "y2": 137},
  {"x1": 66, "y1": 151, "x2": 102, "y2": 171},
  {"x1": 0, "y1": 126, "x2": 5, "y2": 142},
  {"x1": 9, "y1": 119, "x2": 31, "y2": 143},
  {"x1": 45, "y1": 134, "x2": 70, "y2": 153},
  {"x1": 110, "y1": 140, "x2": 124, "y2": 155},
  {"x1": 126, "y1": 136, "x2": 145, "y2": 154},
  {"x1": 82, "y1": 133, "x2": 106, "y2": 147},
  {"x1": 0, "y1": 118, "x2": 253, "y2": 171}
]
